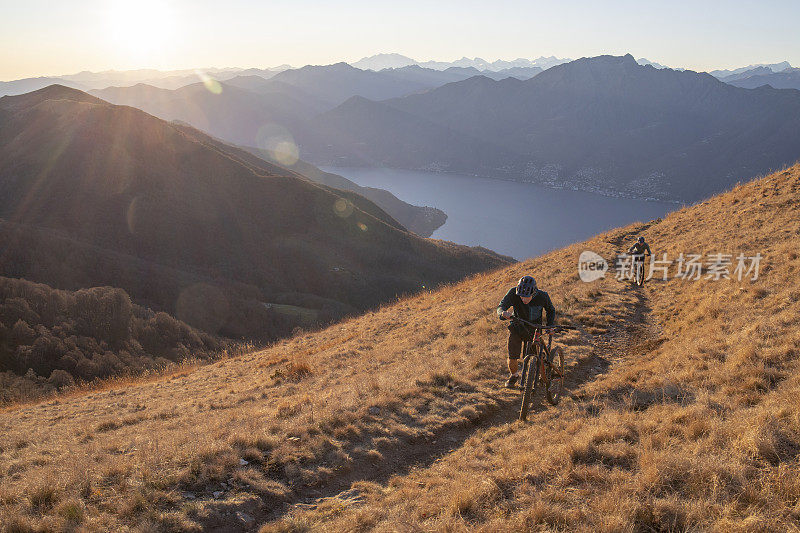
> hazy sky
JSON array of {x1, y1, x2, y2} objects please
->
[{"x1": 2, "y1": 0, "x2": 799, "y2": 80}]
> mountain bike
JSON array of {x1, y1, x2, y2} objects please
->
[
  {"x1": 513, "y1": 317, "x2": 576, "y2": 421},
  {"x1": 632, "y1": 254, "x2": 649, "y2": 286}
]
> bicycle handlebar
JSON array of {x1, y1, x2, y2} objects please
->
[{"x1": 509, "y1": 317, "x2": 576, "y2": 331}]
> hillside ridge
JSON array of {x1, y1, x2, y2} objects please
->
[{"x1": 0, "y1": 85, "x2": 508, "y2": 403}]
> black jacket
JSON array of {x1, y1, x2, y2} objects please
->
[
  {"x1": 497, "y1": 288, "x2": 555, "y2": 326},
  {"x1": 628, "y1": 242, "x2": 652, "y2": 257}
]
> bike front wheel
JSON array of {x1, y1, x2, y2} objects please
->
[
  {"x1": 519, "y1": 346, "x2": 540, "y2": 421},
  {"x1": 545, "y1": 346, "x2": 565, "y2": 405}
]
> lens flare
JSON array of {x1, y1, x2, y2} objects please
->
[
  {"x1": 126, "y1": 195, "x2": 156, "y2": 237},
  {"x1": 334, "y1": 198, "x2": 354, "y2": 218},
  {"x1": 195, "y1": 70, "x2": 222, "y2": 94},
  {"x1": 273, "y1": 141, "x2": 299, "y2": 166},
  {"x1": 255, "y1": 123, "x2": 299, "y2": 166}
]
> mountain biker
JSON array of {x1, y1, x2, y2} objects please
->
[
  {"x1": 628, "y1": 236, "x2": 652, "y2": 274},
  {"x1": 497, "y1": 275, "x2": 556, "y2": 388}
]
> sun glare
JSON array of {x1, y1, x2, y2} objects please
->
[{"x1": 106, "y1": 0, "x2": 177, "y2": 62}]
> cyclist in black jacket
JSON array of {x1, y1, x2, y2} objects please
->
[
  {"x1": 497, "y1": 275, "x2": 556, "y2": 388},
  {"x1": 628, "y1": 236, "x2": 652, "y2": 263}
]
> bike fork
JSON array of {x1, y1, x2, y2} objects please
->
[
  {"x1": 520, "y1": 356, "x2": 529, "y2": 390},
  {"x1": 520, "y1": 341, "x2": 535, "y2": 390}
]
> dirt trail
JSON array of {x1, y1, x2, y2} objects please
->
[
  {"x1": 521, "y1": 278, "x2": 661, "y2": 423},
  {"x1": 194, "y1": 278, "x2": 662, "y2": 532},
  {"x1": 192, "y1": 383, "x2": 526, "y2": 530}
]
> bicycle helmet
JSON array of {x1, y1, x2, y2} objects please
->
[
  {"x1": 516, "y1": 275, "x2": 538, "y2": 297},
  {"x1": 638, "y1": 236, "x2": 645, "y2": 244}
]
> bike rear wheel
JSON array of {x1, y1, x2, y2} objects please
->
[
  {"x1": 545, "y1": 346, "x2": 565, "y2": 405},
  {"x1": 519, "y1": 344, "x2": 540, "y2": 421}
]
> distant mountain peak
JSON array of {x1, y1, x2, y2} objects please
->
[
  {"x1": 309, "y1": 62, "x2": 360, "y2": 73},
  {"x1": 710, "y1": 61, "x2": 793, "y2": 79},
  {"x1": 335, "y1": 94, "x2": 376, "y2": 108},
  {"x1": 349, "y1": 54, "x2": 571, "y2": 72},
  {"x1": 587, "y1": 53, "x2": 637, "y2": 67},
  {"x1": 635, "y1": 58, "x2": 682, "y2": 70},
  {"x1": 352, "y1": 53, "x2": 417, "y2": 71},
  {"x1": 0, "y1": 84, "x2": 105, "y2": 109},
  {"x1": 553, "y1": 54, "x2": 640, "y2": 73},
  {"x1": 458, "y1": 74, "x2": 497, "y2": 86}
]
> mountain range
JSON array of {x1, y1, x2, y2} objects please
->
[
  {"x1": 64, "y1": 54, "x2": 800, "y2": 204},
  {"x1": 0, "y1": 66, "x2": 291, "y2": 97},
  {"x1": 351, "y1": 53, "x2": 686, "y2": 72},
  {"x1": 1, "y1": 60, "x2": 544, "y2": 98},
  {"x1": 381, "y1": 64, "x2": 543, "y2": 85},
  {"x1": 351, "y1": 53, "x2": 571, "y2": 71},
  {"x1": 298, "y1": 54, "x2": 800, "y2": 202},
  {"x1": 709, "y1": 61, "x2": 792, "y2": 79},
  {"x1": 234, "y1": 62, "x2": 543, "y2": 107},
  {"x1": 94, "y1": 62, "x2": 544, "y2": 116},
  {"x1": 5, "y1": 56, "x2": 795, "y2": 99},
  {"x1": 0, "y1": 85, "x2": 508, "y2": 343},
  {"x1": 724, "y1": 67, "x2": 800, "y2": 90}
]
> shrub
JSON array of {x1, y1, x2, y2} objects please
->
[
  {"x1": 10, "y1": 320, "x2": 35, "y2": 345},
  {"x1": 29, "y1": 484, "x2": 58, "y2": 511},
  {"x1": 56, "y1": 499, "x2": 85, "y2": 522},
  {"x1": 48, "y1": 369, "x2": 74, "y2": 389},
  {"x1": 0, "y1": 277, "x2": 224, "y2": 404}
]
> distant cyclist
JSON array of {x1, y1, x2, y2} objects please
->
[
  {"x1": 628, "y1": 236, "x2": 652, "y2": 264},
  {"x1": 497, "y1": 276, "x2": 556, "y2": 388},
  {"x1": 628, "y1": 236, "x2": 652, "y2": 259},
  {"x1": 628, "y1": 236, "x2": 652, "y2": 284}
]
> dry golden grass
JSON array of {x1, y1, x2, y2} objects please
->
[
  {"x1": 2, "y1": 165, "x2": 800, "y2": 531},
  {"x1": 0, "y1": 342, "x2": 256, "y2": 415}
]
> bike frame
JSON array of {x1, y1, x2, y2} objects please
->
[
  {"x1": 511, "y1": 317, "x2": 574, "y2": 420},
  {"x1": 631, "y1": 253, "x2": 650, "y2": 285},
  {"x1": 519, "y1": 329, "x2": 551, "y2": 396}
]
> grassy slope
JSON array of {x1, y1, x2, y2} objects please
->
[
  {"x1": 1, "y1": 165, "x2": 799, "y2": 531},
  {"x1": 268, "y1": 164, "x2": 800, "y2": 532}
]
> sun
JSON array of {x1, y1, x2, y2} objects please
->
[{"x1": 106, "y1": 0, "x2": 176, "y2": 62}]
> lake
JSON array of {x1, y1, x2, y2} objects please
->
[{"x1": 323, "y1": 167, "x2": 679, "y2": 260}]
